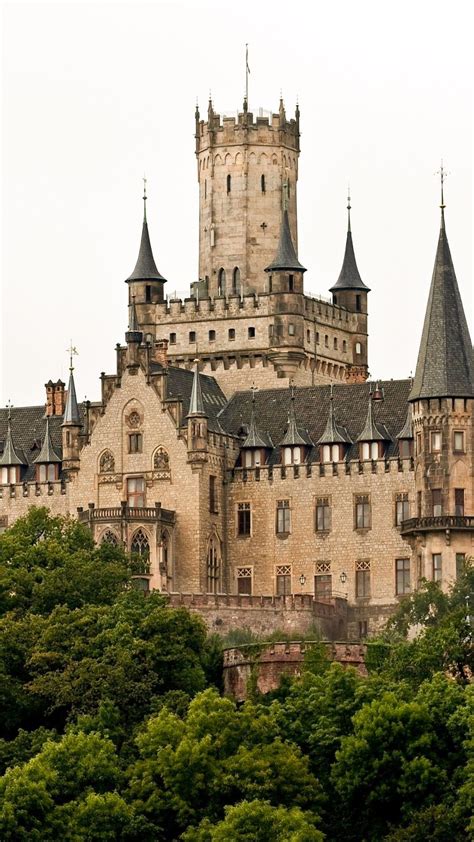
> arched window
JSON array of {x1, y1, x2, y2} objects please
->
[
  {"x1": 207, "y1": 535, "x2": 221, "y2": 593},
  {"x1": 261, "y1": 174, "x2": 266, "y2": 193},
  {"x1": 101, "y1": 529, "x2": 119, "y2": 545},
  {"x1": 232, "y1": 267, "x2": 240, "y2": 295},
  {"x1": 99, "y1": 450, "x2": 115, "y2": 474},
  {"x1": 226, "y1": 174, "x2": 231, "y2": 194},
  {"x1": 131, "y1": 528, "x2": 150, "y2": 559},
  {"x1": 218, "y1": 268, "x2": 226, "y2": 296}
]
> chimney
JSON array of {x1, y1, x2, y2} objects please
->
[
  {"x1": 154, "y1": 339, "x2": 169, "y2": 368},
  {"x1": 45, "y1": 380, "x2": 67, "y2": 416}
]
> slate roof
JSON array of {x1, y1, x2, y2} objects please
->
[
  {"x1": 317, "y1": 392, "x2": 352, "y2": 445},
  {"x1": 410, "y1": 216, "x2": 473, "y2": 400},
  {"x1": 218, "y1": 380, "x2": 412, "y2": 462},
  {"x1": 397, "y1": 405, "x2": 413, "y2": 439},
  {"x1": 265, "y1": 209, "x2": 306, "y2": 273},
  {"x1": 33, "y1": 417, "x2": 61, "y2": 463},
  {"x1": 0, "y1": 407, "x2": 72, "y2": 481},
  {"x1": 280, "y1": 396, "x2": 313, "y2": 446},
  {"x1": 63, "y1": 370, "x2": 82, "y2": 427},
  {"x1": 187, "y1": 362, "x2": 206, "y2": 418},
  {"x1": 126, "y1": 220, "x2": 167, "y2": 283},
  {"x1": 156, "y1": 364, "x2": 228, "y2": 433},
  {"x1": 330, "y1": 207, "x2": 369, "y2": 292},
  {"x1": 242, "y1": 401, "x2": 274, "y2": 449}
]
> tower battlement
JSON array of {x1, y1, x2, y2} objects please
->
[{"x1": 195, "y1": 101, "x2": 300, "y2": 155}]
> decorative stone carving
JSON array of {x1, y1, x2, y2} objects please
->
[
  {"x1": 153, "y1": 447, "x2": 169, "y2": 470},
  {"x1": 127, "y1": 410, "x2": 141, "y2": 429},
  {"x1": 99, "y1": 450, "x2": 115, "y2": 473}
]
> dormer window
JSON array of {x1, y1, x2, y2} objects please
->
[
  {"x1": 283, "y1": 446, "x2": 302, "y2": 465},
  {"x1": 360, "y1": 441, "x2": 382, "y2": 460},
  {"x1": 321, "y1": 444, "x2": 342, "y2": 463},
  {"x1": 1, "y1": 466, "x2": 19, "y2": 485},
  {"x1": 37, "y1": 464, "x2": 58, "y2": 482},
  {"x1": 243, "y1": 449, "x2": 265, "y2": 468}
]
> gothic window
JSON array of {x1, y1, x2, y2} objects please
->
[
  {"x1": 343, "y1": 340, "x2": 347, "y2": 352},
  {"x1": 261, "y1": 174, "x2": 266, "y2": 193},
  {"x1": 355, "y1": 559, "x2": 371, "y2": 598},
  {"x1": 101, "y1": 529, "x2": 119, "y2": 545},
  {"x1": 131, "y1": 528, "x2": 150, "y2": 559},
  {"x1": 232, "y1": 267, "x2": 240, "y2": 294},
  {"x1": 127, "y1": 477, "x2": 145, "y2": 507},
  {"x1": 145, "y1": 285, "x2": 152, "y2": 303},
  {"x1": 315, "y1": 562, "x2": 332, "y2": 598},
  {"x1": 334, "y1": 337, "x2": 338, "y2": 350},
  {"x1": 237, "y1": 502, "x2": 251, "y2": 536},
  {"x1": 355, "y1": 342, "x2": 362, "y2": 355},
  {"x1": 454, "y1": 488, "x2": 464, "y2": 516},
  {"x1": 355, "y1": 494, "x2": 371, "y2": 529},
  {"x1": 99, "y1": 450, "x2": 115, "y2": 474},
  {"x1": 218, "y1": 268, "x2": 226, "y2": 296},
  {"x1": 153, "y1": 447, "x2": 169, "y2": 470},
  {"x1": 276, "y1": 500, "x2": 291, "y2": 535},
  {"x1": 128, "y1": 433, "x2": 142, "y2": 453},
  {"x1": 206, "y1": 535, "x2": 221, "y2": 593},
  {"x1": 227, "y1": 174, "x2": 231, "y2": 194},
  {"x1": 236, "y1": 566, "x2": 252, "y2": 594},
  {"x1": 160, "y1": 529, "x2": 170, "y2": 579},
  {"x1": 316, "y1": 497, "x2": 331, "y2": 532}
]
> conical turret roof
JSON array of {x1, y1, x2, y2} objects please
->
[
  {"x1": 330, "y1": 200, "x2": 369, "y2": 293},
  {"x1": 62, "y1": 368, "x2": 82, "y2": 427},
  {"x1": 126, "y1": 194, "x2": 167, "y2": 283},
  {"x1": 280, "y1": 391, "x2": 313, "y2": 447},
  {"x1": 317, "y1": 389, "x2": 352, "y2": 445},
  {"x1": 409, "y1": 211, "x2": 473, "y2": 400},
  {"x1": 33, "y1": 416, "x2": 61, "y2": 464},
  {"x1": 0, "y1": 410, "x2": 26, "y2": 466},
  {"x1": 265, "y1": 210, "x2": 306, "y2": 273},
  {"x1": 186, "y1": 360, "x2": 207, "y2": 418}
]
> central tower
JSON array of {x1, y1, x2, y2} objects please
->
[{"x1": 195, "y1": 97, "x2": 300, "y2": 296}]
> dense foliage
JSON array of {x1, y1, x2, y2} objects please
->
[{"x1": 0, "y1": 509, "x2": 472, "y2": 840}]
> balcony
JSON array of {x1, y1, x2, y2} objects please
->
[
  {"x1": 77, "y1": 503, "x2": 175, "y2": 526},
  {"x1": 401, "y1": 515, "x2": 474, "y2": 536}
]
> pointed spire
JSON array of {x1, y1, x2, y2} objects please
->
[
  {"x1": 317, "y1": 385, "x2": 352, "y2": 445},
  {"x1": 242, "y1": 389, "x2": 273, "y2": 449},
  {"x1": 357, "y1": 390, "x2": 390, "y2": 442},
  {"x1": 0, "y1": 403, "x2": 26, "y2": 466},
  {"x1": 330, "y1": 194, "x2": 370, "y2": 292},
  {"x1": 410, "y1": 192, "x2": 473, "y2": 401},
  {"x1": 34, "y1": 416, "x2": 61, "y2": 464},
  {"x1": 265, "y1": 209, "x2": 306, "y2": 273},
  {"x1": 62, "y1": 348, "x2": 82, "y2": 427},
  {"x1": 187, "y1": 359, "x2": 206, "y2": 418},
  {"x1": 280, "y1": 385, "x2": 313, "y2": 446},
  {"x1": 126, "y1": 185, "x2": 167, "y2": 283}
]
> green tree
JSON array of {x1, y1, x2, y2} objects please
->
[{"x1": 182, "y1": 799, "x2": 324, "y2": 842}]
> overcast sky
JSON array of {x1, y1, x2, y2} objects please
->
[{"x1": 1, "y1": 0, "x2": 472, "y2": 407}]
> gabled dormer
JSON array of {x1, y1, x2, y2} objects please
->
[
  {"x1": 356, "y1": 389, "x2": 391, "y2": 460},
  {"x1": 33, "y1": 416, "x2": 61, "y2": 482},
  {"x1": 279, "y1": 389, "x2": 312, "y2": 465},
  {"x1": 317, "y1": 386, "x2": 352, "y2": 463},
  {"x1": 240, "y1": 393, "x2": 273, "y2": 468},
  {"x1": 0, "y1": 405, "x2": 26, "y2": 484}
]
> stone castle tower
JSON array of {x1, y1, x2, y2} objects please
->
[{"x1": 195, "y1": 97, "x2": 300, "y2": 295}]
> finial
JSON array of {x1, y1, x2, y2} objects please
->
[
  {"x1": 347, "y1": 185, "x2": 351, "y2": 233},
  {"x1": 142, "y1": 175, "x2": 147, "y2": 222},
  {"x1": 436, "y1": 160, "x2": 448, "y2": 229},
  {"x1": 330, "y1": 382, "x2": 334, "y2": 400},
  {"x1": 6, "y1": 399, "x2": 13, "y2": 422},
  {"x1": 290, "y1": 379, "x2": 295, "y2": 400},
  {"x1": 66, "y1": 341, "x2": 78, "y2": 372},
  {"x1": 250, "y1": 382, "x2": 257, "y2": 404}
]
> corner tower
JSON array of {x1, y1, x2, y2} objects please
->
[{"x1": 195, "y1": 97, "x2": 300, "y2": 295}]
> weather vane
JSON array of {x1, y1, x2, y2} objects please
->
[
  {"x1": 5, "y1": 399, "x2": 13, "y2": 421},
  {"x1": 143, "y1": 174, "x2": 147, "y2": 221},
  {"x1": 66, "y1": 341, "x2": 78, "y2": 371},
  {"x1": 435, "y1": 159, "x2": 449, "y2": 210}
]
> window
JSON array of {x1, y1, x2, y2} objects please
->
[
  {"x1": 432, "y1": 488, "x2": 442, "y2": 517},
  {"x1": 38, "y1": 464, "x2": 56, "y2": 482},
  {"x1": 237, "y1": 502, "x2": 251, "y2": 536},
  {"x1": 261, "y1": 174, "x2": 266, "y2": 193},
  {"x1": 237, "y1": 567, "x2": 252, "y2": 594},
  {"x1": 395, "y1": 492, "x2": 410, "y2": 526},
  {"x1": 101, "y1": 530, "x2": 119, "y2": 545},
  {"x1": 355, "y1": 495, "x2": 370, "y2": 529},
  {"x1": 1, "y1": 466, "x2": 18, "y2": 484},
  {"x1": 355, "y1": 342, "x2": 362, "y2": 355},
  {"x1": 417, "y1": 491, "x2": 422, "y2": 518},
  {"x1": 324, "y1": 335, "x2": 329, "y2": 347},
  {"x1": 456, "y1": 553, "x2": 465, "y2": 579},
  {"x1": 454, "y1": 488, "x2": 464, "y2": 516},
  {"x1": 284, "y1": 446, "x2": 302, "y2": 466},
  {"x1": 361, "y1": 442, "x2": 379, "y2": 461},
  {"x1": 396, "y1": 558, "x2": 411, "y2": 595},
  {"x1": 169, "y1": 333, "x2": 176, "y2": 345},
  {"x1": 145, "y1": 285, "x2": 152, "y2": 303},
  {"x1": 248, "y1": 327, "x2": 255, "y2": 339},
  {"x1": 316, "y1": 497, "x2": 331, "y2": 532},
  {"x1": 316, "y1": 332, "x2": 320, "y2": 344},
  {"x1": 288, "y1": 274, "x2": 294, "y2": 291},
  {"x1": 314, "y1": 567, "x2": 332, "y2": 598},
  {"x1": 322, "y1": 444, "x2": 340, "y2": 463},
  {"x1": 432, "y1": 553, "x2": 442, "y2": 583},
  {"x1": 204, "y1": 179, "x2": 207, "y2": 200},
  {"x1": 359, "y1": 620, "x2": 368, "y2": 638},
  {"x1": 207, "y1": 537, "x2": 221, "y2": 593},
  {"x1": 127, "y1": 477, "x2": 145, "y2": 508},
  {"x1": 288, "y1": 323, "x2": 295, "y2": 336},
  {"x1": 307, "y1": 329, "x2": 311, "y2": 343},
  {"x1": 399, "y1": 439, "x2": 412, "y2": 459},
  {"x1": 243, "y1": 449, "x2": 264, "y2": 468},
  {"x1": 276, "y1": 500, "x2": 291, "y2": 535},
  {"x1": 334, "y1": 337, "x2": 338, "y2": 350},
  {"x1": 189, "y1": 331, "x2": 196, "y2": 343},
  {"x1": 356, "y1": 560, "x2": 371, "y2": 598},
  {"x1": 131, "y1": 528, "x2": 150, "y2": 559},
  {"x1": 209, "y1": 330, "x2": 216, "y2": 341},
  {"x1": 430, "y1": 431, "x2": 441, "y2": 452},
  {"x1": 276, "y1": 564, "x2": 291, "y2": 595},
  {"x1": 232, "y1": 267, "x2": 240, "y2": 294},
  {"x1": 416, "y1": 432, "x2": 422, "y2": 454},
  {"x1": 218, "y1": 268, "x2": 226, "y2": 295},
  {"x1": 228, "y1": 328, "x2": 235, "y2": 340},
  {"x1": 269, "y1": 276, "x2": 273, "y2": 293},
  {"x1": 342, "y1": 340, "x2": 347, "y2": 352},
  {"x1": 128, "y1": 433, "x2": 143, "y2": 454},
  {"x1": 453, "y1": 431, "x2": 465, "y2": 453},
  {"x1": 356, "y1": 294, "x2": 361, "y2": 312},
  {"x1": 226, "y1": 173, "x2": 231, "y2": 194},
  {"x1": 333, "y1": 295, "x2": 338, "y2": 305},
  {"x1": 209, "y1": 475, "x2": 218, "y2": 513}
]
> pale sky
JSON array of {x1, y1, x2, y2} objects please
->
[{"x1": 1, "y1": 0, "x2": 472, "y2": 406}]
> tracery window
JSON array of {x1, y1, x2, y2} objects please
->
[
  {"x1": 101, "y1": 529, "x2": 119, "y2": 545},
  {"x1": 99, "y1": 450, "x2": 115, "y2": 473},
  {"x1": 153, "y1": 447, "x2": 170, "y2": 470},
  {"x1": 131, "y1": 528, "x2": 150, "y2": 559},
  {"x1": 207, "y1": 535, "x2": 221, "y2": 593}
]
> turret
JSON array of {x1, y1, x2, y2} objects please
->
[
  {"x1": 186, "y1": 360, "x2": 208, "y2": 460},
  {"x1": 33, "y1": 416, "x2": 61, "y2": 482},
  {"x1": 61, "y1": 351, "x2": 82, "y2": 473},
  {"x1": 265, "y1": 208, "x2": 306, "y2": 294},
  {"x1": 0, "y1": 403, "x2": 26, "y2": 484},
  {"x1": 125, "y1": 182, "x2": 167, "y2": 338}
]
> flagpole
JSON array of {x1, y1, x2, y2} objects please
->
[{"x1": 245, "y1": 43, "x2": 249, "y2": 102}]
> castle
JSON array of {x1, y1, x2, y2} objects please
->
[{"x1": 1, "y1": 96, "x2": 472, "y2": 639}]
